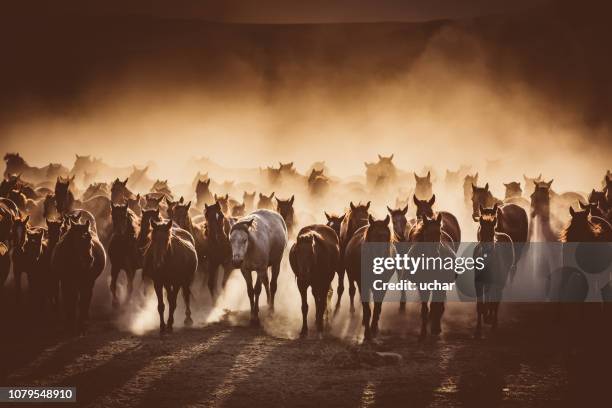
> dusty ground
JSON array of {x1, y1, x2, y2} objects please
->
[{"x1": 1, "y1": 298, "x2": 611, "y2": 408}]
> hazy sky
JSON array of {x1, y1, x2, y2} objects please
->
[{"x1": 10, "y1": 0, "x2": 549, "y2": 22}]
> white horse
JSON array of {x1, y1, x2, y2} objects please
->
[{"x1": 229, "y1": 209, "x2": 288, "y2": 323}]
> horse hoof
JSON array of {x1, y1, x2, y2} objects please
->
[{"x1": 184, "y1": 317, "x2": 193, "y2": 327}]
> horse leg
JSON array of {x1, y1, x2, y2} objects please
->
[
  {"x1": 207, "y1": 262, "x2": 219, "y2": 305},
  {"x1": 241, "y1": 269, "x2": 257, "y2": 324},
  {"x1": 182, "y1": 284, "x2": 193, "y2": 326},
  {"x1": 126, "y1": 265, "x2": 136, "y2": 304},
  {"x1": 258, "y1": 268, "x2": 271, "y2": 309},
  {"x1": 167, "y1": 286, "x2": 178, "y2": 332},
  {"x1": 475, "y1": 282, "x2": 484, "y2": 338},
  {"x1": 419, "y1": 298, "x2": 429, "y2": 341},
  {"x1": 315, "y1": 291, "x2": 326, "y2": 334},
  {"x1": 334, "y1": 269, "x2": 345, "y2": 316},
  {"x1": 430, "y1": 290, "x2": 446, "y2": 335},
  {"x1": 399, "y1": 270, "x2": 407, "y2": 313},
  {"x1": 221, "y1": 263, "x2": 233, "y2": 288},
  {"x1": 110, "y1": 264, "x2": 120, "y2": 308},
  {"x1": 77, "y1": 282, "x2": 94, "y2": 335},
  {"x1": 371, "y1": 301, "x2": 383, "y2": 338},
  {"x1": 362, "y1": 300, "x2": 372, "y2": 341},
  {"x1": 270, "y1": 261, "x2": 281, "y2": 312},
  {"x1": 348, "y1": 277, "x2": 356, "y2": 314},
  {"x1": 61, "y1": 281, "x2": 77, "y2": 334},
  {"x1": 253, "y1": 275, "x2": 263, "y2": 324},
  {"x1": 299, "y1": 282, "x2": 308, "y2": 337},
  {"x1": 154, "y1": 282, "x2": 166, "y2": 334}
]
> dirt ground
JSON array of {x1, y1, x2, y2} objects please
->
[{"x1": 1, "y1": 296, "x2": 611, "y2": 408}]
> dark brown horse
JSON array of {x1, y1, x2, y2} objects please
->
[
  {"x1": 203, "y1": 201, "x2": 233, "y2": 303},
  {"x1": 290, "y1": 225, "x2": 340, "y2": 336},
  {"x1": 108, "y1": 203, "x2": 141, "y2": 307},
  {"x1": 275, "y1": 195, "x2": 296, "y2": 236},
  {"x1": 411, "y1": 195, "x2": 461, "y2": 252},
  {"x1": 22, "y1": 228, "x2": 48, "y2": 310},
  {"x1": 339, "y1": 201, "x2": 371, "y2": 314},
  {"x1": 408, "y1": 214, "x2": 455, "y2": 339},
  {"x1": 559, "y1": 206, "x2": 612, "y2": 242},
  {"x1": 54, "y1": 176, "x2": 76, "y2": 215},
  {"x1": 387, "y1": 204, "x2": 413, "y2": 312},
  {"x1": 110, "y1": 178, "x2": 136, "y2": 204},
  {"x1": 169, "y1": 200, "x2": 208, "y2": 286},
  {"x1": 10, "y1": 215, "x2": 30, "y2": 303},
  {"x1": 345, "y1": 214, "x2": 394, "y2": 341},
  {"x1": 473, "y1": 206, "x2": 515, "y2": 337},
  {"x1": 143, "y1": 220, "x2": 197, "y2": 333},
  {"x1": 214, "y1": 193, "x2": 230, "y2": 214},
  {"x1": 51, "y1": 219, "x2": 106, "y2": 334},
  {"x1": 529, "y1": 180, "x2": 559, "y2": 242}
]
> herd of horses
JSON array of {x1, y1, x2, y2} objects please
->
[{"x1": 1, "y1": 152, "x2": 611, "y2": 340}]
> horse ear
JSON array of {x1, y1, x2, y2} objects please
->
[
  {"x1": 289, "y1": 195, "x2": 294, "y2": 205},
  {"x1": 324, "y1": 211, "x2": 331, "y2": 221},
  {"x1": 484, "y1": 183, "x2": 489, "y2": 191},
  {"x1": 414, "y1": 173, "x2": 418, "y2": 181},
  {"x1": 186, "y1": 201, "x2": 191, "y2": 210},
  {"x1": 179, "y1": 196, "x2": 184, "y2": 204},
  {"x1": 24, "y1": 215, "x2": 30, "y2": 224},
  {"x1": 579, "y1": 201, "x2": 587, "y2": 210},
  {"x1": 270, "y1": 192, "x2": 275, "y2": 198},
  {"x1": 368, "y1": 214, "x2": 374, "y2": 224},
  {"x1": 426, "y1": 171, "x2": 431, "y2": 181},
  {"x1": 428, "y1": 194, "x2": 435, "y2": 206},
  {"x1": 503, "y1": 183, "x2": 509, "y2": 188},
  {"x1": 350, "y1": 202, "x2": 356, "y2": 210},
  {"x1": 436, "y1": 213, "x2": 442, "y2": 223},
  {"x1": 85, "y1": 219, "x2": 90, "y2": 229},
  {"x1": 538, "y1": 173, "x2": 542, "y2": 180},
  {"x1": 389, "y1": 154, "x2": 394, "y2": 161},
  {"x1": 493, "y1": 203, "x2": 498, "y2": 212},
  {"x1": 383, "y1": 215, "x2": 390, "y2": 226},
  {"x1": 402, "y1": 205, "x2": 408, "y2": 215},
  {"x1": 472, "y1": 183, "x2": 476, "y2": 191},
  {"x1": 259, "y1": 193, "x2": 264, "y2": 199},
  {"x1": 547, "y1": 179, "x2": 554, "y2": 187},
  {"x1": 204, "y1": 203, "x2": 209, "y2": 210},
  {"x1": 569, "y1": 206, "x2": 575, "y2": 217},
  {"x1": 339, "y1": 214, "x2": 346, "y2": 223},
  {"x1": 70, "y1": 175, "x2": 75, "y2": 182},
  {"x1": 123, "y1": 178, "x2": 128, "y2": 185},
  {"x1": 378, "y1": 154, "x2": 383, "y2": 160},
  {"x1": 365, "y1": 201, "x2": 371, "y2": 210},
  {"x1": 387, "y1": 206, "x2": 393, "y2": 215},
  {"x1": 245, "y1": 218, "x2": 254, "y2": 229}
]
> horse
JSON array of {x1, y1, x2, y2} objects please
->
[
  {"x1": 411, "y1": 195, "x2": 461, "y2": 252},
  {"x1": 150, "y1": 179, "x2": 174, "y2": 200},
  {"x1": 82, "y1": 182, "x2": 110, "y2": 201},
  {"x1": 408, "y1": 214, "x2": 456, "y2": 339},
  {"x1": 257, "y1": 192, "x2": 275, "y2": 210},
  {"x1": 345, "y1": 214, "x2": 394, "y2": 341},
  {"x1": 203, "y1": 201, "x2": 234, "y2": 303},
  {"x1": 108, "y1": 203, "x2": 141, "y2": 307},
  {"x1": 230, "y1": 202, "x2": 246, "y2": 217},
  {"x1": 168, "y1": 200, "x2": 207, "y2": 283},
  {"x1": 110, "y1": 178, "x2": 136, "y2": 204},
  {"x1": 290, "y1": 225, "x2": 340, "y2": 336},
  {"x1": 308, "y1": 169, "x2": 330, "y2": 197},
  {"x1": 463, "y1": 173, "x2": 479, "y2": 205},
  {"x1": 243, "y1": 191, "x2": 256, "y2": 212},
  {"x1": 473, "y1": 206, "x2": 515, "y2": 337},
  {"x1": 195, "y1": 179, "x2": 214, "y2": 208},
  {"x1": 22, "y1": 228, "x2": 48, "y2": 310},
  {"x1": 143, "y1": 220, "x2": 197, "y2": 333},
  {"x1": 126, "y1": 166, "x2": 153, "y2": 193},
  {"x1": 51, "y1": 219, "x2": 106, "y2": 334},
  {"x1": 338, "y1": 201, "x2": 371, "y2": 313},
  {"x1": 605, "y1": 173, "x2": 612, "y2": 208},
  {"x1": 0, "y1": 199, "x2": 17, "y2": 290},
  {"x1": 275, "y1": 195, "x2": 296, "y2": 236},
  {"x1": 414, "y1": 171, "x2": 433, "y2": 200},
  {"x1": 54, "y1": 176, "x2": 76, "y2": 215},
  {"x1": 10, "y1": 215, "x2": 30, "y2": 303},
  {"x1": 42, "y1": 218, "x2": 63, "y2": 309},
  {"x1": 523, "y1": 174, "x2": 543, "y2": 197},
  {"x1": 214, "y1": 193, "x2": 230, "y2": 214},
  {"x1": 529, "y1": 180, "x2": 560, "y2": 242},
  {"x1": 559, "y1": 206, "x2": 612, "y2": 242},
  {"x1": 229, "y1": 210, "x2": 287, "y2": 324},
  {"x1": 588, "y1": 189, "x2": 609, "y2": 213},
  {"x1": 387, "y1": 204, "x2": 413, "y2": 312}
]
